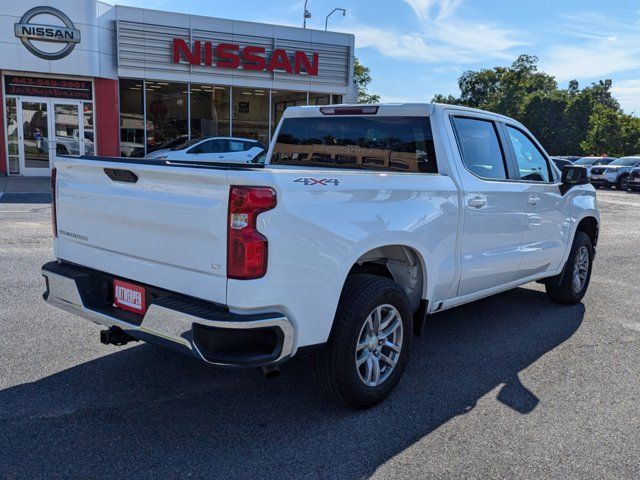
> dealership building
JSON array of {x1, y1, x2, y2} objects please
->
[{"x1": 0, "y1": 0, "x2": 355, "y2": 176}]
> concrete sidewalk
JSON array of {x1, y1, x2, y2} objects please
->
[
  {"x1": 0, "y1": 177, "x2": 52, "y2": 203},
  {"x1": 0, "y1": 176, "x2": 51, "y2": 194}
]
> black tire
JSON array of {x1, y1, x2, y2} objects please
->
[
  {"x1": 545, "y1": 231, "x2": 593, "y2": 304},
  {"x1": 314, "y1": 274, "x2": 413, "y2": 409},
  {"x1": 616, "y1": 175, "x2": 629, "y2": 190}
]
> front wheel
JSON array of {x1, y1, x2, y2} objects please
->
[
  {"x1": 545, "y1": 231, "x2": 593, "y2": 304},
  {"x1": 617, "y1": 175, "x2": 629, "y2": 190},
  {"x1": 314, "y1": 274, "x2": 412, "y2": 409}
]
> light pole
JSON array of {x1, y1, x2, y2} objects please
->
[
  {"x1": 303, "y1": 0, "x2": 311, "y2": 28},
  {"x1": 325, "y1": 8, "x2": 346, "y2": 31}
]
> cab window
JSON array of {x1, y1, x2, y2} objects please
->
[
  {"x1": 506, "y1": 126, "x2": 552, "y2": 182},
  {"x1": 451, "y1": 117, "x2": 508, "y2": 180},
  {"x1": 188, "y1": 139, "x2": 227, "y2": 154}
]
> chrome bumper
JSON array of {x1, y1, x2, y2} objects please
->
[{"x1": 42, "y1": 263, "x2": 294, "y2": 367}]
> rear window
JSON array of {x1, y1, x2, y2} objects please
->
[{"x1": 271, "y1": 116, "x2": 438, "y2": 173}]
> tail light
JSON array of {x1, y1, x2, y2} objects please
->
[
  {"x1": 227, "y1": 186, "x2": 276, "y2": 279},
  {"x1": 51, "y1": 167, "x2": 58, "y2": 237}
]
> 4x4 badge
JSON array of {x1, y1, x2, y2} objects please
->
[{"x1": 294, "y1": 177, "x2": 340, "y2": 186}]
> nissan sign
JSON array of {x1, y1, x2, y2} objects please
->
[
  {"x1": 172, "y1": 39, "x2": 319, "y2": 76},
  {"x1": 14, "y1": 6, "x2": 81, "y2": 60}
]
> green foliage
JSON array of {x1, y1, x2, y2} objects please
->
[
  {"x1": 354, "y1": 57, "x2": 381, "y2": 104},
  {"x1": 432, "y1": 55, "x2": 638, "y2": 155}
]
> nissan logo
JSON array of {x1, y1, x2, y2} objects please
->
[{"x1": 14, "y1": 7, "x2": 81, "y2": 60}]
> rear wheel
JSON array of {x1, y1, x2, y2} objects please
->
[
  {"x1": 314, "y1": 274, "x2": 412, "y2": 409},
  {"x1": 545, "y1": 231, "x2": 593, "y2": 304}
]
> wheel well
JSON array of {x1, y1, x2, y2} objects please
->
[
  {"x1": 577, "y1": 217, "x2": 598, "y2": 247},
  {"x1": 348, "y1": 245, "x2": 425, "y2": 315}
]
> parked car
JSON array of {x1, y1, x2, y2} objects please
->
[
  {"x1": 590, "y1": 156, "x2": 640, "y2": 189},
  {"x1": 573, "y1": 156, "x2": 616, "y2": 176},
  {"x1": 551, "y1": 157, "x2": 573, "y2": 171},
  {"x1": 145, "y1": 136, "x2": 265, "y2": 163},
  {"x1": 627, "y1": 167, "x2": 640, "y2": 191},
  {"x1": 42, "y1": 103, "x2": 599, "y2": 409}
]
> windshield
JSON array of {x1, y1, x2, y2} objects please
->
[
  {"x1": 170, "y1": 137, "x2": 204, "y2": 151},
  {"x1": 271, "y1": 116, "x2": 438, "y2": 173},
  {"x1": 574, "y1": 157, "x2": 599, "y2": 166},
  {"x1": 593, "y1": 158, "x2": 613, "y2": 166},
  {"x1": 608, "y1": 157, "x2": 640, "y2": 166}
]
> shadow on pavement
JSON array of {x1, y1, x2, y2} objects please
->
[
  {"x1": 0, "y1": 193, "x2": 52, "y2": 204},
  {"x1": 0, "y1": 287, "x2": 584, "y2": 478}
]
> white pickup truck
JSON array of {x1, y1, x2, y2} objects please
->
[{"x1": 43, "y1": 104, "x2": 599, "y2": 409}]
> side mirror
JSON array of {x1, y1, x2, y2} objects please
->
[{"x1": 560, "y1": 165, "x2": 589, "y2": 194}]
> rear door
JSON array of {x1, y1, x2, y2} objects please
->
[
  {"x1": 226, "y1": 139, "x2": 258, "y2": 163},
  {"x1": 448, "y1": 114, "x2": 528, "y2": 296},
  {"x1": 502, "y1": 124, "x2": 569, "y2": 275}
]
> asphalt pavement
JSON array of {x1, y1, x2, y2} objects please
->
[{"x1": 0, "y1": 185, "x2": 639, "y2": 479}]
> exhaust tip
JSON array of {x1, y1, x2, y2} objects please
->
[{"x1": 262, "y1": 365, "x2": 281, "y2": 379}]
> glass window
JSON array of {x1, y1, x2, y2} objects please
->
[
  {"x1": 188, "y1": 139, "x2": 227, "y2": 154},
  {"x1": 232, "y1": 87, "x2": 269, "y2": 145},
  {"x1": 190, "y1": 84, "x2": 230, "y2": 138},
  {"x1": 452, "y1": 117, "x2": 507, "y2": 180},
  {"x1": 146, "y1": 81, "x2": 188, "y2": 155},
  {"x1": 5, "y1": 98, "x2": 19, "y2": 174},
  {"x1": 506, "y1": 126, "x2": 551, "y2": 182},
  {"x1": 308, "y1": 93, "x2": 330, "y2": 105},
  {"x1": 228, "y1": 139, "x2": 246, "y2": 152},
  {"x1": 272, "y1": 116, "x2": 437, "y2": 173},
  {"x1": 331, "y1": 95, "x2": 343, "y2": 104},
  {"x1": 271, "y1": 90, "x2": 307, "y2": 134},
  {"x1": 119, "y1": 79, "x2": 144, "y2": 157}
]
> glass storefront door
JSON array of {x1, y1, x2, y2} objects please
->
[
  {"x1": 20, "y1": 101, "x2": 50, "y2": 175},
  {"x1": 11, "y1": 98, "x2": 87, "y2": 176}
]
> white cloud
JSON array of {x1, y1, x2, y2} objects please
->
[
  {"x1": 612, "y1": 79, "x2": 640, "y2": 115},
  {"x1": 542, "y1": 13, "x2": 640, "y2": 82},
  {"x1": 341, "y1": 0, "x2": 523, "y2": 65}
]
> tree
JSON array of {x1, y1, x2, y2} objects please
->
[{"x1": 354, "y1": 57, "x2": 381, "y2": 104}]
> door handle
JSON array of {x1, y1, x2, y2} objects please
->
[
  {"x1": 467, "y1": 197, "x2": 487, "y2": 208},
  {"x1": 527, "y1": 195, "x2": 541, "y2": 206}
]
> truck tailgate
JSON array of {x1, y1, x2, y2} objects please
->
[{"x1": 54, "y1": 159, "x2": 229, "y2": 304}]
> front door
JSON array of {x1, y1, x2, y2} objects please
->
[
  {"x1": 16, "y1": 98, "x2": 86, "y2": 176},
  {"x1": 502, "y1": 124, "x2": 569, "y2": 275}
]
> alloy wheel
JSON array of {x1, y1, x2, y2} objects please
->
[{"x1": 355, "y1": 304, "x2": 403, "y2": 387}]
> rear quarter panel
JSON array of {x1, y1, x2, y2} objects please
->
[{"x1": 225, "y1": 168, "x2": 459, "y2": 348}]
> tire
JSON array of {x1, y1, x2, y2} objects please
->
[
  {"x1": 314, "y1": 274, "x2": 413, "y2": 409},
  {"x1": 545, "y1": 231, "x2": 593, "y2": 304},
  {"x1": 616, "y1": 175, "x2": 629, "y2": 190}
]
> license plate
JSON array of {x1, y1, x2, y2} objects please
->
[
  {"x1": 631, "y1": 177, "x2": 640, "y2": 183},
  {"x1": 113, "y1": 279, "x2": 147, "y2": 314}
]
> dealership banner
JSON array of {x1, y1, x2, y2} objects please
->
[
  {"x1": 4, "y1": 75, "x2": 92, "y2": 100},
  {"x1": 116, "y1": 20, "x2": 351, "y2": 90}
]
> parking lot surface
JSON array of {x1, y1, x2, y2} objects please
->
[{"x1": 1, "y1": 187, "x2": 639, "y2": 479}]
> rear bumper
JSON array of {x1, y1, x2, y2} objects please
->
[{"x1": 42, "y1": 262, "x2": 294, "y2": 367}]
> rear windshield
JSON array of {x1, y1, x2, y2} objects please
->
[{"x1": 271, "y1": 116, "x2": 438, "y2": 173}]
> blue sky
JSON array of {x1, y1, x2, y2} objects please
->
[{"x1": 109, "y1": 0, "x2": 640, "y2": 114}]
